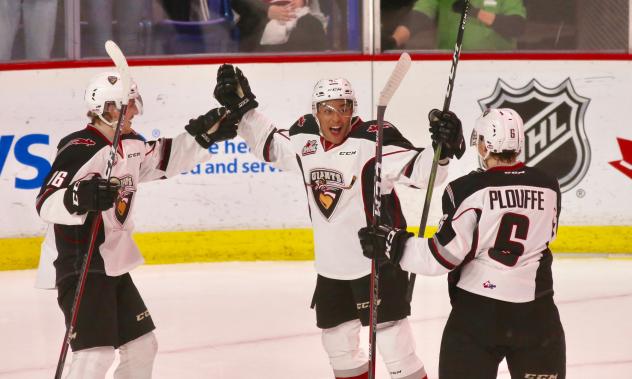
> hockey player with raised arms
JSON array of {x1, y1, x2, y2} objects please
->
[
  {"x1": 35, "y1": 71, "x2": 239, "y2": 378},
  {"x1": 213, "y1": 64, "x2": 466, "y2": 379},
  {"x1": 359, "y1": 108, "x2": 566, "y2": 379}
]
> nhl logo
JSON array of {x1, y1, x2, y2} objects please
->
[
  {"x1": 478, "y1": 79, "x2": 591, "y2": 192},
  {"x1": 107, "y1": 76, "x2": 118, "y2": 85}
]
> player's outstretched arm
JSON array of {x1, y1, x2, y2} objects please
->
[
  {"x1": 213, "y1": 64, "x2": 299, "y2": 172},
  {"x1": 185, "y1": 107, "x2": 238, "y2": 149},
  {"x1": 138, "y1": 107, "x2": 239, "y2": 182}
]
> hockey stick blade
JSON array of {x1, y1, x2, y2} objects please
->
[
  {"x1": 378, "y1": 52, "x2": 412, "y2": 107},
  {"x1": 105, "y1": 40, "x2": 131, "y2": 102}
]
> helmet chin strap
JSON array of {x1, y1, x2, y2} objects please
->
[
  {"x1": 97, "y1": 103, "x2": 124, "y2": 128},
  {"x1": 478, "y1": 149, "x2": 491, "y2": 169},
  {"x1": 97, "y1": 114, "x2": 116, "y2": 127}
]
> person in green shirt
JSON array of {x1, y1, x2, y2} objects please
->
[{"x1": 414, "y1": 0, "x2": 526, "y2": 51}]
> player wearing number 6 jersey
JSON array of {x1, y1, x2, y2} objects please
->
[
  {"x1": 359, "y1": 108, "x2": 566, "y2": 379},
  {"x1": 214, "y1": 64, "x2": 467, "y2": 379}
]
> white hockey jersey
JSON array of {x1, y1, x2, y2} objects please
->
[
  {"x1": 400, "y1": 162, "x2": 561, "y2": 302},
  {"x1": 35, "y1": 125, "x2": 213, "y2": 289},
  {"x1": 239, "y1": 110, "x2": 447, "y2": 280}
]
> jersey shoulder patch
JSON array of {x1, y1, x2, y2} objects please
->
[
  {"x1": 289, "y1": 114, "x2": 320, "y2": 136},
  {"x1": 350, "y1": 119, "x2": 416, "y2": 150},
  {"x1": 56, "y1": 128, "x2": 108, "y2": 157}
]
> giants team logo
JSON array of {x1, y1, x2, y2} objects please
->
[
  {"x1": 308, "y1": 169, "x2": 355, "y2": 219},
  {"x1": 113, "y1": 175, "x2": 135, "y2": 225},
  {"x1": 478, "y1": 79, "x2": 591, "y2": 192}
]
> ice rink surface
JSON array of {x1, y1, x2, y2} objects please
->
[{"x1": 1, "y1": 258, "x2": 631, "y2": 378}]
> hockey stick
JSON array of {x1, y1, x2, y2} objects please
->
[
  {"x1": 405, "y1": 1, "x2": 470, "y2": 303},
  {"x1": 54, "y1": 40, "x2": 131, "y2": 379},
  {"x1": 368, "y1": 52, "x2": 412, "y2": 379}
]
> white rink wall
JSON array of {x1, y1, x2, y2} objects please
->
[{"x1": 1, "y1": 59, "x2": 631, "y2": 238}]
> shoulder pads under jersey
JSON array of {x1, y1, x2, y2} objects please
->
[
  {"x1": 56, "y1": 127, "x2": 108, "y2": 157},
  {"x1": 289, "y1": 114, "x2": 320, "y2": 136},
  {"x1": 351, "y1": 119, "x2": 417, "y2": 151}
]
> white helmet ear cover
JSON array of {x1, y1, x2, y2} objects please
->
[{"x1": 471, "y1": 108, "x2": 524, "y2": 154}]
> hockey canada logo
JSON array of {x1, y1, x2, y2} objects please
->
[
  {"x1": 308, "y1": 169, "x2": 355, "y2": 219},
  {"x1": 478, "y1": 79, "x2": 591, "y2": 192},
  {"x1": 112, "y1": 175, "x2": 135, "y2": 225},
  {"x1": 302, "y1": 140, "x2": 318, "y2": 156}
]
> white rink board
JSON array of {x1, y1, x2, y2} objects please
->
[{"x1": 1, "y1": 59, "x2": 631, "y2": 238}]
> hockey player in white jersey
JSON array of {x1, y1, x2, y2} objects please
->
[
  {"x1": 359, "y1": 108, "x2": 566, "y2": 379},
  {"x1": 213, "y1": 64, "x2": 466, "y2": 379},
  {"x1": 35, "y1": 71, "x2": 239, "y2": 378}
]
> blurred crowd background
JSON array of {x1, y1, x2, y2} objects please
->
[{"x1": 0, "y1": 0, "x2": 628, "y2": 62}]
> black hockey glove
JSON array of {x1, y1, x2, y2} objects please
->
[
  {"x1": 452, "y1": 0, "x2": 480, "y2": 18},
  {"x1": 63, "y1": 176, "x2": 120, "y2": 214},
  {"x1": 358, "y1": 225, "x2": 413, "y2": 266},
  {"x1": 428, "y1": 109, "x2": 466, "y2": 160},
  {"x1": 185, "y1": 107, "x2": 239, "y2": 148},
  {"x1": 213, "y1": 64, "x2": 258, "y2": 117}
]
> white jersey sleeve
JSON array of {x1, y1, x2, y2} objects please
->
[
  {"x1": 238, "y1": 109, "x2": 299, "y2": 172},
  {"x1": 377, "y1": 121, "x2": 448, "y2": 193},
  {"x1": 139, "y1": 132, "x2": 213, "y2": 182},
  {"x1": 400, "y1": 201, "x2": 479, "y2": 276},
  {"x1": 384, "y1": 145, "x2": 448, "y2": 191}
]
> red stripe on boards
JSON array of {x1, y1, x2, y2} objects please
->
[
  {"x1": 336, "y1": 372, "x2": 368, "y2": 379},
  {"x1": 2, "y1": 52, "x2": 632, "y2": 72}
]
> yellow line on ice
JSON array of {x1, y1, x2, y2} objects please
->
[{"x1": 1, "y1": 226, "x2": 630, "y2": 271}]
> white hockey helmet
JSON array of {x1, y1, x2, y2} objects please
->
[
  {"x1": 311, "y1": 78, "x2": 357, "y2": 117},
  {"x1": 84, "y1": 71, "x2": 143, "y2": 125},
  {"x1": 471, "y1": 108, "x2": 524, "y2": 156}
]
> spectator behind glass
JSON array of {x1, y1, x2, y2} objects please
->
[
  {"x1": 83, "y1": 0, "x2": 146, "y2": 57},
  {"x1": 381, "y1": 0, "x2": 426, "y2": 50},
  {"x1": 158, "y1": 0, "x2": 192, "y2": 21},
  {"x1": 232, "y1": 0, "x2": 328, "y2": 53},
  {"x1": 414, "y1": 0, "x2": 526, "y2": 51},
  {"x1": 0, "y1": 0, "x2": 58, "y2": 61}
]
